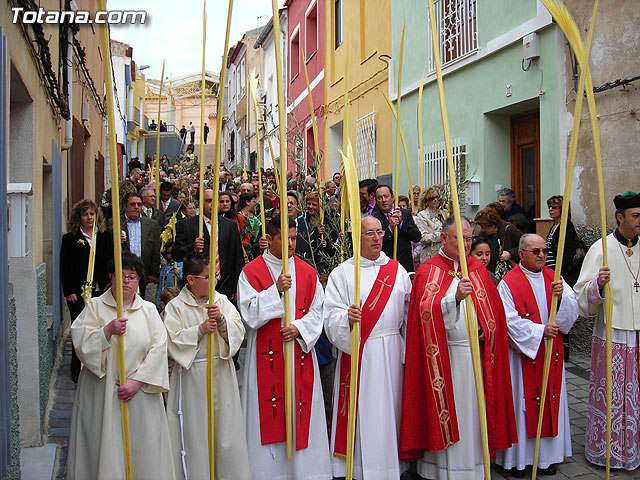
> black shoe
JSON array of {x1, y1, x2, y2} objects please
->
[
  {"x1": 539, "y1": 464, "x2": 557, "y2": 476},
  {"x1": 510, "y1": 467, "x2": 526, "y2": 478}
]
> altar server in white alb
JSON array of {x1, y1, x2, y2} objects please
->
[
  {"x1": 67, "y1": 252, "x2": 174, "y2": 479},
  {"x1": 575, "y1": 191, "x2": 640, "y2": 470},
  {"x1": 495, "y1": 234, "x2": 578, "y2": 477},
  {"x1": 324, "y1": 215, "x2": 412, "y2": 479},
  {"x1": 237, "y1": 214, "x2": 332, "y2": 480},
  {"x1": 164, "y1": 252, "x2": 249, "y2": 480}
]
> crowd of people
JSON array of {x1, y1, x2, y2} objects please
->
[{"x1": 59, "y1": 150, "x2": 640, "y2": 479}]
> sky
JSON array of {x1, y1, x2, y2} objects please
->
[{"x1": 107, "y1": 0, "x2": 283, "y2": 80}]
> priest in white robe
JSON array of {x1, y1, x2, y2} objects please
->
[
  {"x1": 67, "y1": 252, "x2": 174, "y2": 480},
  {"x1": 496, "y1": 234, "x2": 578, "y2": 477},
  {"x1": 237, "y1": 214, "x2": 332, "y2": 480},
  {"x1": 575, "y1": 191, "x2": 640, "y2": 470},
  {"x1": 324, "y1": 216, "x2": 411, "y2": 480},
  {"x1": 164, "y1": 253, "x2": 249, "y2": 480}
]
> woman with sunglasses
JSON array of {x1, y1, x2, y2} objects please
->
[
  {"x1": 67, "y1": 252, "x2": 174, "y2": 479},
  {"x1": 415, "y1": 186, "x2": 447, "y2": 263},
  {"x1": 545, "y1": 195, "x2": 579, "y2": 286}
]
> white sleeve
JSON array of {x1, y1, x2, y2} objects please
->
[
  {"x1": 323, "y1": 266, "x2": 353, "y2": 354},
  {"x1": 291, "y1": 278, "x2": 325, "y2": 354},
  {"x1": 556, "y1": 279, "x2": 579, "y2": 334},
  {"x1": 237, "y1": 271, "x2": 285, "y2": 330}
]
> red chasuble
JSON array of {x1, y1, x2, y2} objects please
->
[
  {"x1": 399, "y1": 254, "x2": 517, "y2": 462},
  {"x1": 502, "y1": 264, "x2": 563, "y2": 439},
  {"x1": 333, "y1": 260, "x2": 399, "y2": 457},
  {"x1": 243, "y1": 255, "x2": 318, "y2": 451}
]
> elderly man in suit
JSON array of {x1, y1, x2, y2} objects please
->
[
  {"x1": 112, "y1": 192, "x2": 161, "y2": 297},
  {"x1": 173, "y1": 188, "x2": 245, "y2": 301},
  {"x1": 140, "y1": 187, "x2": 166, "y2": 228},
  {"x1": 371, "y1": 184, "x2": 421, "y2": 273}
]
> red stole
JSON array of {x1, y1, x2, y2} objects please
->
[
  {"x1": 399, "y1": 254, "x2": 517, "y2": 461},
  {"x1": 333, "y1": 260, "x2": 399, "y2": 457},
  {"x1": 243, "y1": 255, "x2": 317, "y2": 450},
  {"x1": 503, "y1": 265, "x2": 563, "y2": 439}
]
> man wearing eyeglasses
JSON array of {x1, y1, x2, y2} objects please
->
[
  {"x1": 495, "y1": 234, "x2": 579, "y2": 477},
  {"x1": 114, "y1": 192, "x2": 161, "y2": 298},
  {"x1": 400, "y1": 216, "x2": 517, "y2": 479},
  {"x1": 323, "y1": 216, "x2": 411, "y2": 479}
]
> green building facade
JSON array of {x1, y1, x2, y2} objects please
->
[{"x1": 391, "y1": 1, "x2": 565, "y2": 222}]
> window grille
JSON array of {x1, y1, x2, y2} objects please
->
[
  {"x1": 426, "y1": 0, "x2": 478, "y2": 72},
  {"x1": 355, "y1": 112, "x2": 377, "y2": 180},
  {"x1": 424, "y1": 138, "x2": 467, "y2": 206}
]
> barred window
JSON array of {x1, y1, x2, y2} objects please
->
[{"x1": 355, "y1": 112, "x2": 377, "y2": 180}]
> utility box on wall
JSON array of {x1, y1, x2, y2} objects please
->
[{"x1": 7, "y1": 183, "x2": 32, "y2": 258}]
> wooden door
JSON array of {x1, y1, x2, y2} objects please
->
[{"x1": 510, "y1": 110, "x2": 540, "y2": 221}]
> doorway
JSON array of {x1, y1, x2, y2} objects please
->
[{"x1": 510, "y1": 110, "x2": 540, "y2": 224}]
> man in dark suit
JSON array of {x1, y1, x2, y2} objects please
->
[
  {"x1": 173, "y1": 188, "x2": 244, "y2": 300},
  {"x1": 140, "y1": 186, "x2": 166, "y2": 228},
  {"x1": 112, "y1": 192, "x2": 161, "y2": 297},
  {"x1": 371, "y1": 184, "x2": 421, "y2": 273},
  {"x1": 158, "y1": 181, "x2": 181, "y2": 224}
]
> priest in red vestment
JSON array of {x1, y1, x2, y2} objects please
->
[{"x1": 400, "y1": 216, "x2": 517, "y2": 480}]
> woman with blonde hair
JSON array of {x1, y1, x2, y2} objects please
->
[
  {"x1": 60, "y1": 199, "x2": 113, "y2": 382},
  {"x1": 415, "y1": 186, "x2": 447, "y2": 263}
]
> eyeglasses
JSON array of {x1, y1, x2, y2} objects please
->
[
  {"x1": 111, "y1": 273, "x2": 140, "y2": 282},
  {"x1": 522, "y1": 248, "x2": 549, "y2": 256},
  {"x1": 362, "y1": 230, "x2": 385, "y2": 238},
  {"x1": 427, "y1": 196, "x2": 439, "y2": 201},
  {"x1": 446, "y1": 234, "x2": 473, "y2": 243},
  {"x1": 192, "y1": 274, "x2": 209, "y2": 280}
]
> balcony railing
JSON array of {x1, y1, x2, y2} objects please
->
[{"x1": 427, "y1": 0, "x2": 478, "y2": 72}]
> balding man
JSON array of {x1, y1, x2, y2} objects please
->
[
  {"x1": 400, "y1": 217, "x2": 517, "y2": 479},
  {"x1": 240, "y1": 182, "x2": 254, "y2": 195},
  {"x1": 496, "y1": 234, "x2": 578, "y2": 477},
  {"x1": 324, "y1": 216, "x2": 411, "y2": 479},
  {"x1": 173, "y1": 189, "x2": 244, "y2": 301}
]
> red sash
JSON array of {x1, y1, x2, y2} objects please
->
[
  {"x1": 333, "y1": 260, "x2": 399, "y2": 457},
  {"x1": 503, "y1": 265, "x2": 563, "y2": 439},
  {"x1": 243, "y1": 255, "x2": 317, "y2": 450}
]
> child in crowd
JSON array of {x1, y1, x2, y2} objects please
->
[
  {"x1": 157, "y1": 241, "x2": 182, "y2": 309},
  {"x1": 159, "y1": 286, "x2": 179, "y2": 320},
  {"x1": 471, "y1": 236, "x2": 497, "y2": 284}
]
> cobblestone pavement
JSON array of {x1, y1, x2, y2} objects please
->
[{"x1": 46, "y1": 336, "x2": 638, "y2": 479}]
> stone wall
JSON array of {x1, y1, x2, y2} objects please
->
[
  {"x1": 5, "y1": 294, "x2": 21, "y2": 480},
  {"x1": 569, "y1": 224, "x2": 614, "y2": 359},
  {"x1": 36, "y1": 263, "x2": 54, "y2": 432}
]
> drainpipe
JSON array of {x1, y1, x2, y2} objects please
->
[{"x1": 61, "y1": 1, "x2": 77, "y2": 151}]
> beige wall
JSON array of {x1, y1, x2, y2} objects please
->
[{"x1": 564, "y1": 0, "x2": 640, "y2": 226}]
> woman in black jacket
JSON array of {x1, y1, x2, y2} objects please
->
[
  {"x1": 545, "y1": 195, "x2": 578, "y2": 286},
  {"x1": 60, "y1": 199, "x2": 113, "y2": 381}
]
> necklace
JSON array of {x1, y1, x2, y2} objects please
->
[{"x1": 617, "y1": 241, "x2": 640, "y2": 293}]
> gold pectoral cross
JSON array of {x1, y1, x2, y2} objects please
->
[
  {"x1": 367, "y1": 275, "x2": 393, "y2": 311},
  {"x1": 448, "y1": 270, "x2": 461, "y2": 279}
]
